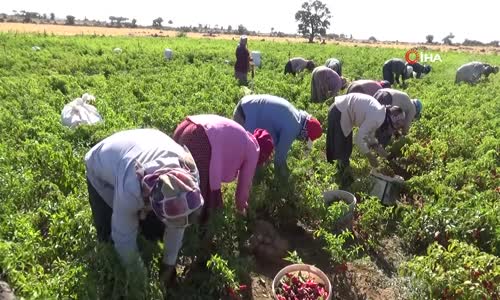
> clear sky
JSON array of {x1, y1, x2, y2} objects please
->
[{"x1": 2, "y1": 0, "x2": 499, "y2": 43}]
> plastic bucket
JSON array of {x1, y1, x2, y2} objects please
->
[
  {"x1": 164, "y1": 48, "x2": 173, "y2": 60},
  {"x1": 272, "y1": 264, "x2": 332, "y2": 300},
  {"x1": 369, "y1": 170, "x2": 405, "y2": 205},
  {"x1": 323, "y1": 190, "x2": 356, "y2": 227},
  {"x1": 251, "y1": 51, "x2": 261, "y2": 67}
]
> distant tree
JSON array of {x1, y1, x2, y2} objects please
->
[
  {"x1": 42, "y1": 13, "x2": 47, "y2": 20},
  {"x1": 109, "y1": 16, "x2": 116, "y2": 24},
  {"x1": 488, "y1": 40, "x2": 499, "y2": 47},
  {"x1": 237, "y1": 24, "x2": 248, "y2": 35},
  {"x1": 65, "y1": 15, "x2": 75, "y2": 25},
  {"x1": 153, "y1": 17, "x2": 163, "y2": 28},
  {"x1": 227, "y1": 25, "x2": 232, "y2": 32},
  {"x1": 295, "y1": 0, "x2": 332, "y2": 43},
  {"x1": 368, "y1": 36, "x2": 377, "y2": 42},
  {"x1": 22, "y1": 11, "x2": 39, "y2": 23},
  {"x1": 131, "y1": 18, "x2": 137, "y2": 28},
  {"x1": 426, "y1": 34, "x2": 434, "y2": 44},
  {"x1": 270, "y1": 27, "x2": 274, "y2": 35},
  {"x1": 50, "y1": 13, "x2": 55, "y2": 21},
  {"x1": 116, "y1": 17, "x2": 128, "y2": 25},
  {"x1": 442, "y1": 33, "x2": 455, "y2": 45},
  {"x1": 168, "y1": 20, "x2": 173, "y2": 25}
]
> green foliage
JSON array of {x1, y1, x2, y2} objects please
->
[{"x1": 401, "y1": 240, "x2": 500, "y2": 299}]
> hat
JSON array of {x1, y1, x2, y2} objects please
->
[
  {"x1": 412, "y1": 99, "x2": 423, "y2": 118},
  {"x1": 253, "y1": 129, "x2": 274, "y2": 165},
  {"x1": 379, "y1": 80, "x2": 391, "y2": 88},
  {"x1": 306, "y1": 117, "x2": 322, "y2": 141}
]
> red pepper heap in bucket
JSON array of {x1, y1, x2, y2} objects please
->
[{"x1": 275, "y1": 272, "x2": 329, "y2": 300}]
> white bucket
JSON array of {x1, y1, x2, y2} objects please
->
[
  {"x1": 164, "y1": 48, "x2": 173, "y2": 60},
  {"x1": 272, "y1": 264, "x2": 332, "y2": 300},
  {"x1": 113, "y1": 47, "x2": 122, "y2": 54},
  {"x1": 323, "y1": 190, "x2": 357, "y2": 227},
  {"x1": 251, "y1": 51, "x2": 261, "y2": 67},
  {"x1": 369, "y1": 170, "x2": 405, "y2": 205}
]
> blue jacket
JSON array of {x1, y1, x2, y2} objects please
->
[{"x1": 240, "y1": 94, "x2": 308, "y2": 168}]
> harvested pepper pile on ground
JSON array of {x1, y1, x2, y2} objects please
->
[{"x1": 275, "y1": 272, "x2": 329, "y2": 300}]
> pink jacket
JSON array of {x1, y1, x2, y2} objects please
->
[{"x1": 187, "y1": 114, "x2": 259, "y2": 211}]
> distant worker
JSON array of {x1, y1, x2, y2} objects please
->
[
  {"x1": 346, "y1": 79, "x2": 391, "y2": 96},
  {"x1": 84, "y1": 129, "x2": 204, "y2": 288},
  {"x1": 233, "y1": 94, "x2": 323, "y2": 177},
  {"x1": 406, "y1": 62, "x2": 432, "y2": 78},
  {"x1": 311, "y1": 66, "x2": 345, "y2": 103},
  {"x1": 382, "y1": 58, "x2": 413, "y2": 85},
  {"x1": 373, "y1": 88, "x2": 423, "y2": 145},
  {"x1": 284, "y1": 57, "x2": 316, "y2": 76},
  {"x1": 234, "y1": 35, "x2": 252, "y2": 85},
  {"x1": 173, "y1": 114, "x2": 274, "y2": 222},
  {"x1": 326, "y1": 93, "x2": 406, "y2": 174},
  {"x1": 455, "y1": 62, "x2": 499, "y2": 84},
  {"x1": 325, "y1": 58, "x2": 343, "y2": 76}
]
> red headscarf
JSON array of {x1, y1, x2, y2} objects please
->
[
  {"x1": 253, "y1": 129, "x2": 274, "y2": 165},
  {"x1": 306, "y1": 117, "x2": 322, "y2": 141}
]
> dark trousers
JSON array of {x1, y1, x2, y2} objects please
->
[
  {"x1": 86, "y1": 178, "x2": 164, "y2": 243},
  {"x1": 284, "y1": 61, "x2": 295, "y2": 75},
  {"x1": 382, "y1": 63, "x2": 395, "y2": 84},
  {"x1": 326, "y1": 105, "x2": 353, "y2": 168}
]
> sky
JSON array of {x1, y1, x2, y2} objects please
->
[{"x1": 2, "y1": 0, "x2": 499, "y2": 43}]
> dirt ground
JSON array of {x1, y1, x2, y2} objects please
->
[{"x1": 1, "y1": 23, "x2": 499, "y2": 54}]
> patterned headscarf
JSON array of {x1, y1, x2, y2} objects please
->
[{"x1": 135, "y1": 151, "x2": 204, "y2": 227}]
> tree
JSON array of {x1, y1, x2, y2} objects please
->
[
  {"x1": 295, "y1": 0, "x2": 332, "y2": 43},
  {"x1": 153, "y1": 17, "x2": 163, "y2": 28},
  {"x1": 237, "y1": 24, "x2": 248, "y2": 35},
  {"x1": 131, "y1": 18, "x2": 137, "y2": 28},
  {"x1": 227, "y1": 25, "x2": 232, "y2": 33},
  {"x1": 168, "y1": 20, "x2": 173, "y2": 25},
  {"x1": 50, "y1": 13, "x2": 55, "y2": 21},
  {"x1": 442, "y1": 32, "x2": 455, "y2": 45},
  {"x1": 42, "y1": 13, "x2": 47, "y2": 20},
  {"x1": 426, "y1": 35, "x2": 434, "y2": 44},
  {"x1": 65, "y1": 15, "x2": 75, "y2": 25}
]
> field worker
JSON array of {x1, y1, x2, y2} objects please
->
[
  {"x1": 406, "y1": 62, "x2": 432, "y2": 78},
  {"x1": 346, "y1": 79, "x2": 391, "y2": 96},
  {"x1": 373, "y1": 88, "x2": 422, "y2": 136},
  {"x1": 382, "y1": 58, "x2": 413, "y2": 85},
  {"x1": 325, "y1": 57, "x2": 343, "y2": 76},
  {"x1": 311, "y1": 66, "x2": 345, "y2": 102},
  {"x1": 284, "y1": 57, "x2": 316, "y2": 76},
  {"x1": 326, "y1": 93, "x2": 406, "y2": 172},
  {"x1": 234, "y1": 35, "x2": 252, "y2": 85},
  {"x1": 455, "y1": 62, "x2": 499, "y2": 84},
  {"x1": 173, "y1": 114, "x2": 274, "y2": 222},
  {"x1": 84, "y1": 129, "x2": 204, "y2": 288},
  {"x1": 233, "y1": 94, "x2": 323, "y2": 176}
]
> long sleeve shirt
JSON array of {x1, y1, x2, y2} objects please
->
[
  {"x1": 376, "y1": 88, "x2": 416, "y2": 135},
  {"x1": 334, "y1": 93, "x2": 386, "y2": 154},
  {"x1": 325, "y1": 58, "x2": 342, "y2": 76},
  {"x1": 234, "y1": 45, "x2": 250, "y2": 73},
  {"x1": 456, "y1": 62, "x2": 487, "y2": 84},
  {"x1": 346, "y1": 80, "x2": 383, "y2": 96},
  {"x1": 290, "y1": 57, "x2": 309, "y2": 73},
  {"x1": 84, "y1": 129, "x2": 188, "y2": 266},
  {"x1": 186, "y1": 115, "x2": 259, "y2": 212},
  {"x1": 239, "y1": 94, "x2": 308, "y2": 168}
]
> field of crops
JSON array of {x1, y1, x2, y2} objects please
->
[{"x1": 0, "y1": 32, "x2": 498, "y2": 300}]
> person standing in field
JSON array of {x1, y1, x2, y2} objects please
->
[
  {"x1": 284, "y1": 57, "x2": 316, "y2": 76},
  {"x1": 234, "y1": 35, "x2": 252, "y2": 85},
  {"x1": 325, "y1": 57, "x2": 343, "y2": 76},
  {"x1": 346, "y1": 79, "x2": 391, "y2": 96},
  {"x1": 382, "y1": 58, "x2": 413, "y2": 85},
  {"x1": 326, "y1": 93, "x2": 406, "y2": 175},
  {"x1": 310, "y1": 66, "x2": 345, "y2": 103},
  {"x1": 455, "y1": 61, "x2": 499, "y2": 84},
  {"x1": 84, "y1": 129, "x2": 205, "y2": 289},
  {"x1": 173, "y1": 114, "x2": 274, "y2": 223},
  {"x1": 233, "y1": 94, "x2": 323, "y2": 177}
]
